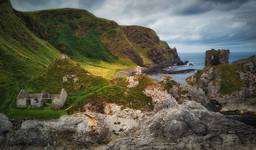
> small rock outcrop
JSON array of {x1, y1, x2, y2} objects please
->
[
  {"x1": 188, "y1": 55, "x2": 256, "y2": 114},
  {"x1": 205, "y1": 49, "x2": 230, "y2": 66}
]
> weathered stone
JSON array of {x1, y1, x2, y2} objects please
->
[
  {"x1": 127, "y1": 76, "x2": 139, "y2": 88},
  {"x1": 144, "y1": 84, "x2": 178, "y2": 111},
  {"x1": 103, "y1": 100, "x2": 256, "y2": 150},
  {"x1": 8, "y1": 127, "x2": 51, "y2": 146},
  {"x1": 205, "y1": 49, "x2": 230, "y2": 66}
]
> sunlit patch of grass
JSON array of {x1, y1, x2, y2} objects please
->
[{"x1": 79, "y1": 58, "x2": 136, "y2": 79}]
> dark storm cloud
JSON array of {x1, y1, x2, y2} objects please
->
[{"x1": 10, "y1": 0, "x2": 256, "y2": 52}]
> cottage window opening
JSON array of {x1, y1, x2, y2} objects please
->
[{"x1": 34, "y1": 98, "x2": 39, "y2": 103}]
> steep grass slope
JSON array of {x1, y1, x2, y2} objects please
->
[
  {"x1": 17, "y1": 9, "x2": 138, "y2": 63},
  {"x1": 0, "y1": 0, "x2": 60, "y2": 110},
  {"x1": 18, "y1": 8, "x2": 182, "y2": 67}
]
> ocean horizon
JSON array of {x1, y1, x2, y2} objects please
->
[{"x1": 150, "y1": 51, "x2": 256, "y2": 84}]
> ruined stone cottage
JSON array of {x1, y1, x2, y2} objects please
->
[
  {"x1": 16, "y1": 88, "x2": 68, "y2": 109},
  {"x1": 205, "y1": 49, "x2": 230, "y2": 66}
]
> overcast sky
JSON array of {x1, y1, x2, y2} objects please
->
[{"x1": 11, "y1": 0, "x2": 256, "y2": 53}]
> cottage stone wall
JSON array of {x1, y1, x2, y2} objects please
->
[
  {"x1": 16, "y1": 98, "x2": 27, "y2": 108},
  {"x1": 16, "y1": 89, "x2": 68, "y2": 109},
  {"x1": 51, "y1": 89, "x2": 68, "y2": 109}
]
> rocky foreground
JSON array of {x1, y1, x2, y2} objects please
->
[{"x1": 1, "y1": 84, "x2": 256, "y2": 150}]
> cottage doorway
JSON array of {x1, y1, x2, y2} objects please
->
[{"x1": 26, "y1": 99, "x2": 30, "y2": 106}]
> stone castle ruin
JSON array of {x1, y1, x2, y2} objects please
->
[
  {"x1": 205, "y1": 49, "x2": 230, "y2": 66},
  {"x1": 16, "y1": 88, "x2": 68, "y2": 109}
]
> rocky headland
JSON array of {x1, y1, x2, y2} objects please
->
[{"x1": 185, "y1": 50, "x2": 256, "y2": 127}]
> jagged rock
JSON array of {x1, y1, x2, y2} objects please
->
[
  {"x1": 144, "y1": 84, "x2": 178, "y2": 111},
  {"x1": 122, "y1": 26, "x2": 183, "y2": 66},
  {"x1": 205, "y1": 49, "x2": 230, "y2": 66}
]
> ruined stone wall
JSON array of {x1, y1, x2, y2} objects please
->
[
  {"x1": 51, "y1": 89, "x2": 68, "y2": 109},
  {"x1": 205, "y1": 49, "x2": 230, "y2": 66}
]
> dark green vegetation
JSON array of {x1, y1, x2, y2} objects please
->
[
  {"x1": 217, "y1": 64, "x2": 243, "y2": 95},
  {"x1": 218, "y1": 55, "x2": 256, "y2": 95},
  {"x1": 19, "y1": 9, "x2": 118, "y2": 62}
]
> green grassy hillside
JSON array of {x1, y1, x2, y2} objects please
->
[
  {"x1": 18, "y1": 8, "x2": 182, "y2": 67},
  {"x1": 18, "y1": 9, "x2": 118, "y2": 62},
  {"x1": 18, "y1": 8, "x2": 139, "y2": 77},
  {"x1": 0, "y1": 1, "x2": 60, "y2": 110}
]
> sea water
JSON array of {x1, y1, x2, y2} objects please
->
[{"x1": 150, "y1": 51, "x2": 256, "y2": 84}]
